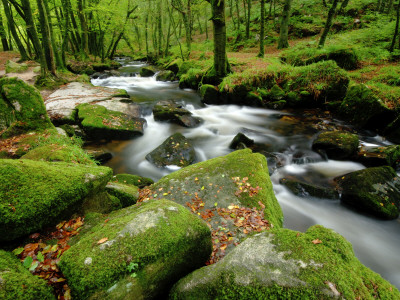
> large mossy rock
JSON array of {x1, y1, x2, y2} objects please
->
[
  {"x1": 21, "y1": 144, "x2": 96, "y2": 165},
  {"x1": 77, "y1": 103, "x2": 146, "y2": 140},
  {"x1": 338, "y1": 84, "x2": 395, "y2": 131},
  {"x1": 59, "y1": 199, "x2": 212, "y2": 299},
  {"x1": 111, "y1": 173, "x2": 154, "y2": 188},
  {"x1": 0, "y1": 250, "x2": 55, "y2": 300},
  {"x1": 0, "y1": 77, "x2": 54, "y2": 138},
  {"x1": 44, "y1": 82, "x2": 131, "y2": 125},
  {"x1": 357, "y1": 145, "x2": 400, "y2": 169},
  {"x1": 139, "y1": 66, "x2": 156, "y2": 77},
  {"x1": 312, "y1": 130, "x2": 359, "y2": 160},
  {"x1": 145, "y1": 133, "x2": 196, "y2": 168},
  {"x1": 105, "y1": 182, "x2": 139, "y2": 207},
  {"x1": 0, "y1": 159, "x2": 113, "y2": 242},
  {"x1": 153, "y1": 100, "x2": 202, "y2": 128},
  {"x1": 5, "y1": 60, "x2": 28, "y2": 73},
  {"x1": 335, "y1": 166, "x2": 400, "y2": 219},
  {"x1": 200, "y1": 84, "x2": 220, "y2": 105},
  {"x1": 170, "y1": 225, "x2": 400, "y2": 299},
  {"x1": 304, "y1": 48, "x2": 359, "y2": 70},
  {"x1": 287, "y1": 61, "x2": 350, "y2": 105},
  {"x1": 148, "y1": 149, "x2": 283, "y2": 228},
  {"x1": 280, "y1": 178, "x2": 339, "y2": 200},
  {"x1": 156, "y1": 70, "x2": 176, "y2": 82}
]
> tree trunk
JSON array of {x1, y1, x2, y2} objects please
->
[
  {"x1": 20, "y1": 0, "x2": 46, "y2": 77},
  {"x1": 77, "y1": 0, "x2": 89, "y2": 59},
  {"x1": 318, "y1": 0, "x2": 339, "y2": 48},
  {"x1": 0, "y1": 3, "x2": 10, "y2": 51},
  {"x1": 390, "y1": 1, "x2": 400, "y2": 52},
  {"x1": 158, "y1": 0, "x2": 163, "y2": 56},
  {"x1": 339, "y1": 0, "x2": 350, "y2": 14},
  {"x1": 258, "y1": 0, "x2": 265, "y2": 57},
  {"x1": 44, "y1": 0, "x2": 64, "y2": 69},
  {"x1": 36, "y1": 0, "x2": 57, "y2": 75},
  {"x1": 246, "y1": 0, "x2": 251, "y2": 39},
  {"x1": 277, "y1": 0, "x2": 292, "y2": 49},
  {"x1": 1, "y1": 0, "x2": 29, "y2": 60},
  {"x1": 386, "y1": 0, "x2": 394, "y2": 13},
  {"x1": 207, "y1": 0, "x2": 230, "y2": 79}
]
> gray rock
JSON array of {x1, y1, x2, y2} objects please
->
[{"x1": 44, "y1": 82, "x2": 130, "y2": 124}]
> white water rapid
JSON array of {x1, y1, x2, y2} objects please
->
[{"x1": 92, "y1": 60, "x2": 400, "y2": 288}]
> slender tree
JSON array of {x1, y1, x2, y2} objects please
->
[
  {"x1": 245, "y1": 0, "x2": 251, "y2": 39},
  {"x1": 258, "y1": 0, "x2": 265, "y2": 57},
  {"x1": 277, "y1": 0, "x2": 292, "y2": 49},
  {"x1": 318, "y1": 0, "x2": 340, "y2": 48},
  {"x1": 390, "y1": 0, "x2": 400, "y2": 52},
  {"x1": 1, "y1": 0, "x2": 29, "y2": 60},
  {"x1": 0, "y1": 3, "x2": 10, "y2": 51}
]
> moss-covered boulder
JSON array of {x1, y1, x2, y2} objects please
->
[
  {"x1": 287, "y1": 61, "x2": 350, "y2": 105},
  {"x1": 0, "y1": 77, "x2": 54, "y2": 138},
  {"x1": 85, "y1": 149, "x2": 113, "y2": 164},
  {"x1": 305, "y1": 48, "x2": 360, "y2": 70},
  {"x1": 44, "y1": 82, "x2": 130, "y2": 125},
  {"x1": 0, "y1": 250, "x2": 55, "y2": 300},
  {"x1": 5, "y1": 60, "x2": 28, "y2": 73},
  {"x1": 111, "y1": 173, "x2": 154, "y2": 188},
  {"x1": 0, "y1": 159, "x2": 113, "y2": 241},
  {"x1": 338, "y1": 84, "x2": 395, "y2": 131},
  {"x1": 200, "y1": 84, "x2": 220, "y2": 105},
  {"x1": 77, "y1": 103, "x2": 146, "y2": 140},
  {"x1": 139, "y1": 66, "x2": 155, "y2": 77},
  {"x1": 280, "y1": 178, "x2": 339, "y2": 200},
  {"x1": 178, "y1": 68, "x2": 203, "y2": 89},
  {"x1": 165, "y1": 58, "x2": 183, "y2": 74},
  {"x1": 148, "y1": 149, "x2": 283, "y2": 229},
  {"x1": 357, "y1": 145, "x2": 400, "y2": 169},
  {"x1": 59, "y1": 199, "x2": 212, "y2": 299},
  {"x1": 145, "y1": 133, "x2": 196, "y2": 168},
  {"x1": 153, "y1": 100, "x2": 203, "y2": 128},
  {"x1": 105, "y1": 182, "x2": 139, "y2": 207},
  {"x1": 229, "y1": 132, "x2": 255, "y2": 150},
  {"x1": 21, "y1": 144, "x2": 96, "y2": 165},
  {"x1": 156, "y1": 70, "x2": 176, "y2": 81},
  {"x1": 170, "y1": 225, "x2": 400, "y2": 299},
  {"x1": 312, "y1": 130, "x2": 359, "y2": 160},
  {"x1": 335, "y1": 166, "x2": 400, "y2": 219}
]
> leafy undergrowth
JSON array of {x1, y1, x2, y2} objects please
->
[
  {"x1": 12, "y1": 217, "x2": 85, "y2": 300},
  {"x1": 138, "y1": 181, "x2": 271, "y2": 265}
]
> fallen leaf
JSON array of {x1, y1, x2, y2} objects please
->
[
  {"x1": 97, "y1": 238, "x2": 108, "y2": 244},
  {"x1": 312, "y1": 239, "x2": 322, "y2": 244}
]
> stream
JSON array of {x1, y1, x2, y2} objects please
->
[{"x1": 91, "y1": 59, "x2": 400, "y2": 289}]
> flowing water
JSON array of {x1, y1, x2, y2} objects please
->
[{"x1": 92, "y1": 59, "x2": 400, "y2": 289}]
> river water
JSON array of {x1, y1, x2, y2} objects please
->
[{"x1": 91, "y1": 60, "x2": 400, "y2": 289}]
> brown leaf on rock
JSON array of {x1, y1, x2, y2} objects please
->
[
  {"x1": 97, "y1": 237, "x2": 108, "y2": 244},
  {"x1": 312, "y1": 239, "x2": 323, "y2": 244}
]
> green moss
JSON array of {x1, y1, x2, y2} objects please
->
[
  {"x1": 335, "y1": 166, "x2": 400, "y2": 219},
  {"x1": 0, "y1": 159, "x2": 112, "y2": 241},
  {"x1": 112, "y1": 174, "x2": 154, "y2": 188},
  {"x1": 312, "y1": 130, "x2": 359, "y2": 160},
  {"x1": 179, "y1": 68, "x2": 204, "y2": 89},
  {"x1": 5, "y1": 61, "x2": 28, "y2": 73},
  {"x1": 145, "y1": 133, "x2": 196, "y2": 167},
  {"x1": 200, "y1": 84, "x2": 220, "y2": 104},
  {"x1": 77, "y1": 103, "x2": 145, "y2": 140},
  {"x1": 105, "y1": 182, "x2": 139, "y2": 207},
  {"x1": 170, "y1": 225, "x2": 400, "y2": 299},
  {"x1": 59, "y1": 199, "x2": 212, "y2": 299},
  {"x1": 339, "y1": 84, "x2": 395, "y2": 131},
  {"x1": 150, "y1": 149, "x2": 283, "y2": 228},
  {"x1": 0, "y1": 77, "x2": 55, "y2": 138},
  {"x1": 21, "y1": 144, "x2": 95, "y2": 165},
  {"x1": 0, "y1": 250, "x2": 55, "y2": 300}
]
